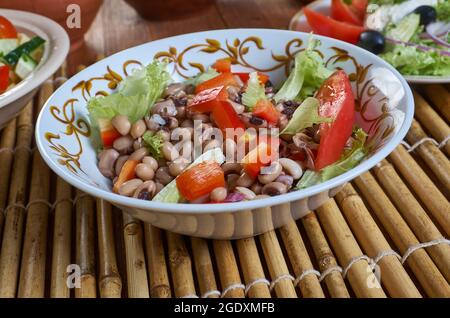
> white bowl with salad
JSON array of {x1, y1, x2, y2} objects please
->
[
  {"x1": 35, "y1": 29, "x2": 413, "y2": 239},
  {"x1": 0, "y1": 9, "x2": 69, "y2": 128},
  {"x1": 290, "y1": 0, "x2": 450, "y2": 83}
]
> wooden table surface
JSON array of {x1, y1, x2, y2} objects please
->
[{"x1": 69, "y1": 0, "x2": 301, "y2": 72}]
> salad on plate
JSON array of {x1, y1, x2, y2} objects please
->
[
  {"x1": 301, "y1": 0, "x2": 450, "y2": 77},
  {"x1": 89, "y1": 38, "x2": 370, "y2": 204},
  {"x1": 0, "y1": 15, "x2": 46, "y2": 94}
]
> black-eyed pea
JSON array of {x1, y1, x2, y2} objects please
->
[
  {"x1": 279, "y1": 158, "x2": 303, "y2": 180},
  {"x1": 115, "y1": 155, "x2": 129, "y2": 176},
  {"x1": 162, "y1": 141, "x2": 179, "y2": 161},
  {"x1": 258, "y1": 162, "x2": 282, "y2": 184},
  {"x1": 222, "y1": 162, "x2": 242, "y2": 175},
  {"x1": 275, "y1": 174, "x2": 294, "y2": 189},
  {"x1": 155, "y1": 182, "x2": 165, "y2": 194},
  {"x1": 129, "y1": 147, "x2": 149, "y2": 161},
  {"x1": 111, "y1": 114, "x2": 131, "y2": 136},
  {"x1": 227, "y1": 173, "x2": 240, "y2": 190},
  {"x1": 98, "y1": 149, "x2": 120, "y2": 178},
  {"x1": 157, "y1": 129, "x2": 171, "y2": 142},
  {"x1": 210, "y1": 187, "x2": 227, "y2": 202},
  {"x1": 119, "y1": 178, "x2": 143, "y2": 197},
  {"x1": 133, "y1": 180, "x2": 156, "y2": 199},
  {"x1": 261, "y1": 182, "x2": 287, "y2": 196},
  {"x1": 180, "y1": 119, "x2": 194, "y2": 128},
  {"x1": 236, "y1": 171, "x2": 254, "y2": 187},
  {"x1": 135, "y1": 163, "x2": 155, "y2": 181},
  {"x1": 142, "y1": 156, "x2": 158, "y2": 171},
  {"x1": 155, "y1": 166, "x2": 173, "y2": 185},
  {"x1": 113, "y1": 135, "x2": 134, "y2": 154},
  {"x1": 130, "y1": 119, "x2": 146, "y2": 139},
  {"x1": 250, "y1": 182, "x2": 263, "y2": 195},
  {"x1": 168, "y1": 157, "x2": 190, "y2": 177}
]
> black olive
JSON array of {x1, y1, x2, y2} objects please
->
[
  {"x1": 357, "y1": 30, "x2": 386, "y2": 55},
  {"x1": 413, "y1": 5, "x2": 437, "y2": 26}
]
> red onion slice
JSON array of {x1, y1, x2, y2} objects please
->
[
  {"x1": 223, "y1": 192, "x2": 245, "y2": 203},
  {"x1": 385, "y1": 37, "x2": 450, "y2": 57}
]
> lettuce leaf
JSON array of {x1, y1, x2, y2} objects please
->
[
  {"x1": 185, "y1": 67, "x2": 219, "y2": 86},
  {"x1": 380, "y1": 45, "x2": 450, "y2": 76},
  {"x1": 437, "y1": 0, "x2": 450, "y2": 22},
  {"x1": 274, "y1": 38, "x2": 332, "y2": 103},
  {"x1": 242, "y1": 71, "x2": 267, "y2": 110},
  {"x1": 296, "y1": 128, "x2": 368, "y2": 189},
  {"x1": 142, "y1": 131, "x2": 164, "y2": 159},
  {"x1": 280, "y1": 97, "x2": 332, "y2": 135}
]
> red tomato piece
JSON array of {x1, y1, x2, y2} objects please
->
[
  {"x1": 252, "y1": 99, "x2": 280, "y2": 124},
  {"x1": 195, "y1": 72, "x2": 238, "y2": 93},
  {"x1": 0, "y1": 16, "x2": 17, "y2": 39},
  {"x1": 212, "y1": 58, "x2": 231, "y2": 73},
  {"x1": 176, "y1": 162, "x2": 225, "y2": 201},
  {"x1": 303, "y1": 7, "x2": 364, "y2": 44},
  {"x1": 0, "y1": 64, "x2": 10, "y2": 93},
  {"x1": 212, "y1": 101, "x2": 245, "y2": 131},
  {"x1": 350, "y1": 0, "x2": 368, "y2": 19},
  {"x1": 331, "y1": 0, "x2": 363, "y2": 26},
  {"x1": 234, "y1": 72, "x2": 270, "y2": 85},
  {"x1": 315, "y1": 70, "x2": 355, "y2": 170},
  {"x1": 188, "y1": 85, "x2": 228, "y2": 113},
  {"x1": 98, "y1": 119, "x2": 121, "y2": 148},
  {"x1": 242, "y1": 137, "x2": 279, "y2": 178}
]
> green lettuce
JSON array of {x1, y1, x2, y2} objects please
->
[
  {"x1": 380, "y1": 45, "x2": 450, "y2": 76},
  {"x1": 185, "y1": 67, "x2": 219, "y2": 86},
  {"x1": 274, "y1": 38, "x2": 332, "y2": 103},
  {"x1": 296, "y1": 128, "x2": 368, "y2": 189},
  {"x1": 142, "y1": 131, "x2": 164, "y2": 159},
  {"x1": 280, "y1": 97, "x2": 332, "y2": 135},
  {"x1": 241, "y1": 71, "x2": 267, "y2": 110},
  {"x1": 386, "y1": 14, "x2": 420, "y2": 42},
  {"x1": 437, "y1": 0, "x2": 450, "y2": 22}
]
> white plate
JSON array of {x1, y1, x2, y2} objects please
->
[
  {"x1": 289, "y1": 0, "x2": 450, "y2": 84},
  {"x1": 0, "y1": 9, "x2": 70, "y2": 128},
  {"x1": 36, "y1": 28, "x2": 414, "y2": 239}
]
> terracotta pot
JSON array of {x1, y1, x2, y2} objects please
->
[
  {"x1": 0, "y1": 0, "x2": 103, "y2": 52},
  {"x1": 125, "y1": 0, "x2": 214, "y2": 20}
]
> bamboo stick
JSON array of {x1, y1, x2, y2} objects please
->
[
  {"x1": 373, "y1": 160, "x2": 450, "y2": 282},
  {"x1": 316, "y1": 199, "x2": 387, "y2": 298},
  {"x1": 422, "y1": 84, "x2": 450, "y2": 122},
  {"x1": 0, "y1": 101, "x2": 33, "y2": 298},
  {"x1": 0, "y1": 118, "x2": 16, "y2": 242},
  {"x1": 259, "y1": 230, "x2": 297, "y2": 298},
  {"x1": 406, "y1": 120, "x2": 450, "y2": 192},
  {"x1": 236, "y1": 238, "x2": 271, "y2": 298},
  {"x1": 16, "y1": 80, "x2": 54, "y2": 297},
  {"x1": 50, "y1": 177, "x2": 73, "y2": 298},
  {"x1": 97, "y1": 200, "x2": 122, "y2": 298},
  {"x1": 75, "y1": 191, "x2": 97, "y2": 298},
  {"x1": 213, "y1": 240, "x2": 244, "y2": 298},
  {"x1": 389, "y1": 146, "x2": 450, "y2": 236},
  {"x1": 336, "y1": 184, "x2": 421, "y2": 298},
  {"x1": 413, "y1": 91, "x2": 450, "y2": 156},
  {"x1": 354, "y1": 172, "x2": 450, "y2": 297},
  {"x1": 279, "y1": 218, "x2": 325, "y2": 298},
  {"x1": 143, "y1": 224, "x2": 171, "y2": 298},
  {"x1": 123, "y1": 213, "x2": 149, "y2": 298},
  {"x1": 167, "y1": 232, "x2": 196, "y2": 298},
  {"x1": 301, "y1": 213, "x2": 350, "y2": 298},
  {"x1": 191, "y1": 238, "x2": 219, "y2": 298}
]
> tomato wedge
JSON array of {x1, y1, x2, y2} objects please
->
[
  {"x1": 195, "y1": 72, "x2": 238, "y2": 93},
  {"x1": 315, "y1": 70, "x2": 355, "y2": 170},
  {"x1": 188, "y1": 85, "x2": 228, "y2": 113},
  {"x1": 98, "y1": 118, "x2": 121, "y2": 148},
  {"x1": 0, "y1": 16, "x2": 17, "y2": 39},
  {"x1": 252, "y1": 99, "x2": 279, "y2": 124},
  {"x1": 212, "y1": 58, "x2": 231, "y2": 73},
  {"x1": 212, "y1": 101, "x2": 245, "y2": 131},
  {"x1": 331, "y1": 0, "x2": 363, "y2": 26},
  {"x1": 176, "y1": 162, "x2": 225, "y2": 201},
  {"x1": 0, "y1": 64, "x2": 10, "y2": 93},
  {"x1": 350, "y1": 0, "x2": 368, "y2": 19},
  {"x1": 234, "y1": 72, "x2": 270, "y2": 85},
  {"x1": 303, "y1": 7, "x2": 364, "y2": 44}
]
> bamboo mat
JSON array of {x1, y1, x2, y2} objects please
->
[{"x1": 0, "y1": 66, "x2": 449, "y2": 298}]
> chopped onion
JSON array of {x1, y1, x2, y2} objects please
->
[
  {"x1": 223, "y1": 192, "x2": 245, "y2": 203},
  {"x1": 385, "y1": 37, "x2": 450, "y2": 56},
  {"x1": 425, "y1": 24, "x2": 450, "y2": 49}
]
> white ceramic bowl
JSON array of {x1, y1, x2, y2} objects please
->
[
  {"x1": 289, "y1": 0, "x2": 450, "y2": 84},
  {"x1": 0, "y1": 9, "x2": 69, "y2": 128},
  {"x1": 36, "y1": 29, "x2": 414, "y2": 239}
]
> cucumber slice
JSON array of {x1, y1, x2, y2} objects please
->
[
  {"x1": 386, "y1": 14, "x2": 420, "y2": 42},
  {"x1": 15, "y1": 53, "x2": 37, "y2": 79},
  {"x1": 3, "y1": 36, "x2": 45, "y2": 65},
  {"x1": 0, "y1": 38, "x2": 19, "y2": 56}
]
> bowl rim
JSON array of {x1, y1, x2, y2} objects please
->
[
  {"x1": 36, "y1": 28, "x2": 414, "y2": 214},
  {"x1": 0, "y1": 9, "x2": 70, "y2": 108}
]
